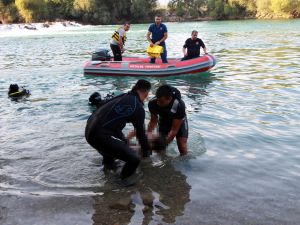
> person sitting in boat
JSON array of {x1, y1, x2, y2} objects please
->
[
  {"x1": 8, "y1": 84, "x2": 30, "y2": 99},
  {"x1": 182, "y1": 30, "x2": 208, "y2": 61},
  {"x1": 146, "y1": 15, "x2": 168, "y2": 64},
  {"x1": 147, "y1": 85, "x2": 188, "y2": 155},
  {"x1": 110, "y1": 22, "x2": 130, "y2": 61},
  {"x1": 85, "y1": 79, "x2": 151, "y2": 186}
]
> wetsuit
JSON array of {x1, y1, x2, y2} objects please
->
[
  {"x1": 85, "y1": 91, "x2": 150, "y2": 179},
  {"x1": 148, "y1": 89, "x2": 188, "y2": 138}
]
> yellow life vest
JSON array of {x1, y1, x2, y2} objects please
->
[
  {"x1": 112, "y1": 27, "x2": 127, "y2": 45},
  {"x1": 147, "y1": 45, "x2": 163, "y2": 58}
]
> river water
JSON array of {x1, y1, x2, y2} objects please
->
[{"x1": 1, "y1": 20, "x2": 300, "y2": 225}]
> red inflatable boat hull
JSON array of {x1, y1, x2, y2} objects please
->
[{"x1": 84, "y1": 54, "x2": 216, "y2": 77}]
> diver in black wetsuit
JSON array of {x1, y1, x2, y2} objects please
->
[
  {"x1": 8, "y1": 84, "x2": 30, "y2": 99},
  {"x1": 85, "y1": 80, "x2": 151, "y2": 185}
]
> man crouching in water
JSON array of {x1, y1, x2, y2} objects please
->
[{"x1": 85, "y1": 80, "x2": 151, "y2": 186}]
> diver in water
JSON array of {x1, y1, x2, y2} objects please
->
[
  {"x1": 88, "y1": 92, "x2": 115, "y2": 109},
  {"x1": 85, "y1": 79, "x2": 151, "y2": 186},
  {"x1": 8, "y1": 84, "x2": 30, "y2": 99}
]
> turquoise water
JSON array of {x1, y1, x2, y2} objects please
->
[{"x1": 1, "y1": 20, "x2": 300, "y2": 224}]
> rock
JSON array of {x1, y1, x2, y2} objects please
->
[
  {"x1": 109, "y1": 197, "x2": 132, "y2": 210},
  {"x1": 142, "y1": 205, "x2": 151, "y2": 213},
  {"x1": 141, "y1": 193, "x2": 154, "y2": 206}
]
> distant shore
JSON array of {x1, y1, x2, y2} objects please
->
[{"x1": 1, "y1": 16, "x2": 299, "y2": 28}]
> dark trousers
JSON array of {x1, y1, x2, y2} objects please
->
[
  {"x1": 87, "y1": 134, "x2": 140, "y2": 179},
  {"x1": 110, "y1": 44, "x2": 122, "y2": 61},
  {"x1": 181, "y1": 55, "x2": 199, "y2": 61}
]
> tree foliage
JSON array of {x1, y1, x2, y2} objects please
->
[
  {"x1": 0, "y1": 0, "x2": 299, "y2": 24},
  {"x1": 0, "y1": 0, "x2": 18, "y2": 23},
  {"x1": 15, "y1": 0, "x2": 48, "y2": 22},
  {"x1": 169, "y1": 0, "x2": 300, "y2": 19}
]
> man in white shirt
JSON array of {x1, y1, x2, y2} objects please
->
[{"x1": 110, "y1": 23, "x2": 130, "y2": 61}]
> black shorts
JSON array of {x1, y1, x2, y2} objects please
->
[{"x1": 159, "y1": 117, "x2": 188, "y2": 138}]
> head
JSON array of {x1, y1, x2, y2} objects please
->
[
  {"x1": 155, "y1": 15, "x2": 162, "y2": 25},
  {"x1": 155, "y1": 84, "x2": 173, "y2": 107},
  {"x1": 89, "y1": 92, "x2": 102, "y2": 106},
  {"x1": 8, "y1": 84, "x2": 19, "y2": 94},
  {"x1": 131, "y1": 79, "x2": 151, "y2": 102},
  {"x1": 123, "y1": 22, "x2": 130, "y2": 31},
  {"x1": 191, "y1": 30, "x2": 198, "y2": 40}
]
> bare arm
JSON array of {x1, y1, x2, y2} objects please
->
[
  {"x1": 127, "y1": 129, "x2": 136, "y2": 140},
  {"x1": 146, "y1": 31, "x2": 154, "y2": 47},
  {"x1": 155, "y1": 32, "x2": 168, "y2": 45},
  {"x1": 182, "y1": 47, "x2": 187, "y2": 56},
  {"x1": 203, "y1": 46, "x2": 208, "y2": 54},
  {"x1": 147, "y1": 113, "x2": 158, "y2": 133},
  {"x1": 127, "y1": 113, "x2": 158, "y2": 140},
  {"x1": 118, "y1": 35, "x2": 123, "y2": 50},
  {"x1": 166, "y1": 119, "x2": 183, "y2": 144}
]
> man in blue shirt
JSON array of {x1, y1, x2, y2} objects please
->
[{"x1": 146, "y1": 15, "x2": 168, "y2": 63}]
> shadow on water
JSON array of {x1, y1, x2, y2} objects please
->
[{"x1": 92, "y1": 158, "x2": 191, "y2": 225}]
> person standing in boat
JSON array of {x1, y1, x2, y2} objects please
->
[
  {"x1": 182, "y1": 30, "x2": 208, "y2": 61},
  {"x1": 110, "y1": 22, "x2": 130, "y2": 61},
  {"x1": 146, "y1": 15, "x2": 168, "y2": 64},
  {"x1": 147, "y1": 84, "x2": 188, "y2": 155}
]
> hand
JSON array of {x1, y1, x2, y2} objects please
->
[
  {"x1": 147, "y1": 132, "x2": 159, "y2": 140},
  {"x1": 155, "y1": 41, "x2": 160, "y2": 45},
  {"x1": 127, "y1": 130, "x2": 136, "y2": 140},
  {"x1": 121, "y1": 48, "x2": 125, "y2": 54},
  {"x1": 184, "y1": 53, "x2": 188, "y2": 57},
  {"x1": 149, "y1": 43, "x2": 154, "y2": 47},
  {"x1": 147, "y1": 132, "x2": 154, "y2": 140},
  {"x1": 205, "y1": 52, "x2": 208, "y2": 54}
]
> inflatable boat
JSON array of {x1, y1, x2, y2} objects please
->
[{"x1": 83, "y1": 50, "x2": 216, "y2": 77}]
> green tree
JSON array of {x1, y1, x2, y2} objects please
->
[
  {"x1": 0, "y1": 0, "x2": 18, "y2": 23},
  {"x1": 15, "y1": 0, "x2": 48, "y2": 22},
  {"x1": 229, "y1": 0, "x2": 256, "y2": 13},
  {"x1": 270, "y1": 0, "x2": 300, "y2": 15},
  {"x1": 256, "y1": 0, "x2": 272, "y2": 17},
  {"x1": 131, "y1": 0, "x2": 157, "y2": 22},
  {"x1": 208, "y1": 0, "x2": 225, "y2": 19},
  {"x1": 46, "y1": 0, "x2": 75, "y2": 20}
]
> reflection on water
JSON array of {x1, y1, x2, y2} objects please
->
[{"x1": 92, "y1": 158, "x2": 190, "y2": 225}]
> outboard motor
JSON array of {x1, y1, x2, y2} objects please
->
[{"x1": 91, "y1": 49, "x2": 111, "y2": 61}]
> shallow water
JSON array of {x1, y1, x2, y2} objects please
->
[{"x1": 1, "y1": 19, "x2": 300, "y2": 224}]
